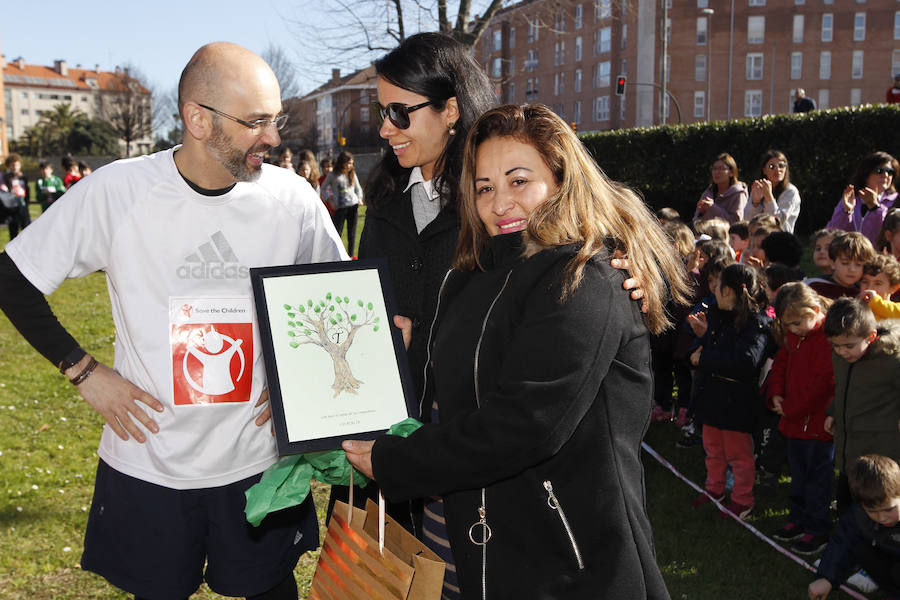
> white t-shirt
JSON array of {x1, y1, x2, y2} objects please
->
[{"x1": 6, "y1": 148, "x2": 348, "y2": 489}]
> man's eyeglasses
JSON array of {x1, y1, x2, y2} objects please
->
[
  {"x1": 371, "y1": 101, "x2": 433, "y2": 130},
  {"x1": 197, "y1": 103, "x2": 288, "y2": 133},
  {"x1": 766, "y1": 162, "x2": 788, "y2": 170},
  {"x1": 874, "y1": 166, "x2": 896, "y2": 177}
]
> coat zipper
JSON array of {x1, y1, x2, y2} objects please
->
[
  {"x1": 543, "y1": 480, "x2": 586, "y2": 571},
  {"x1": 468, "y1": 269, "x2": 513, "y2": 600},
  {"x1": 410, "y1": 268, "x2": 454, "y2": 539}
]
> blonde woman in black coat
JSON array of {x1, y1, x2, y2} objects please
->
[{"x1": 345, "y1": 104, "x2": 689, "y2": 599}]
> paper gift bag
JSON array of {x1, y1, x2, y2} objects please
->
[{"x1": 309, "y1": 498, "x2": 445, "y2": 600}]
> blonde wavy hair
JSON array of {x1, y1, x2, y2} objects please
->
[
  {"x1": 772, "y1": 282, "x2": 832, "y2": 344},
  {"x1": 454, "y1": 104, "x2": 690, "y2": 334}
]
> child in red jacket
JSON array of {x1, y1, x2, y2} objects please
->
[{"x1": 768, "y1": 282, "x2": 835, "y2": 555}]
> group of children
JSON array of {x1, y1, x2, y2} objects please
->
[
  {"x1": 1, "y1": 154, "x2": 91, "y2": 240},
  {"x1": 652, "y1": 209, "x2": 900, "y2": 598}
]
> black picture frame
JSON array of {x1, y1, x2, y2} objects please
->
[{"x1": 251, "y1": 258, "x2": 416, "y2": 454}]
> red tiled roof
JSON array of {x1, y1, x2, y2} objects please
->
[{"x1": 3, "y1": 62, "x2": 150, "y2": 94}]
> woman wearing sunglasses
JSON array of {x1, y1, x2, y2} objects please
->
[
  {"x1": 746, "y1": 150, "x2": 801, "y2": 233},
  {"x1": 344, "y1": 104, "x2": 687, "y2": 599},
  {"x1": 827, "y1": 151, "x2": 900, "y2": 246}
]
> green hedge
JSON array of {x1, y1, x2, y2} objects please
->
[{"x1": 581, "y1": 104, "x2": 900, "y2": 235}]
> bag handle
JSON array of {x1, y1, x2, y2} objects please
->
[{"x1": 347, "y1": 466, "x2": 386, "y2": 555}]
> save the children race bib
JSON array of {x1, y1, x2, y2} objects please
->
[{"x1": 169, "y1": 297, "x2": 253, "y2": 405}]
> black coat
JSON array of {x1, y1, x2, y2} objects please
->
[
  {"x1": 358, "y1": 180, "x2": 460, "y2": 414},
  {"x1": 373, "y1": 235, "x2": 670, "y2": 600},
  {"x1": 692, "y1": 307, "x2": 773, "y2": 433}
]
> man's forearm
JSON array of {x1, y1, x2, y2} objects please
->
[{"x1": 0, "y1": 252, "x2": 82, "y2": 366}]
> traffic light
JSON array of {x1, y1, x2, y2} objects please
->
[
  {"x1": 616, "y1": 76, "x2": 626, "y2": 96},
  {"x1": 570, "y1": 121, "x2": 577, "y2": 132}
]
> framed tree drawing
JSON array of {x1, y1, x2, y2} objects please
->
[{"x1": 251, "y1": 259, "x2": 416, "y2": 454}]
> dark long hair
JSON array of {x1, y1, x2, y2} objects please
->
[
  {"x1": 759, "y1": 149, "x2": 790, "y2": 198},
  {"x1": 365, "y1": 33, "x2": 495, "y2": 210},
  {"x1": 718, "y1": 263, "x2": 765, "y2": 330},
  {"x1": 334, "y1": 151, "x2": 355, "y2": 179},
  {"x1": 852, "y1": 151, "x2": 899, "y2": 193}
]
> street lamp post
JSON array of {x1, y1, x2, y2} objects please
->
[{"x1": 702, "y1": 8, "x2": 714, "y2": 122}]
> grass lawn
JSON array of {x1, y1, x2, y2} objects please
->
[{"x1": 0, "y1": 206, "x2": 875, "y2": 599}]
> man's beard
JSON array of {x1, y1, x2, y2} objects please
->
[{"x1": 206, "y1": 120, "x2": 270, "y2": 183}]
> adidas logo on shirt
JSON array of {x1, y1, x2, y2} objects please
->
[{"x1": 176, "y1": 231, "x2": 250, "y2": 280}]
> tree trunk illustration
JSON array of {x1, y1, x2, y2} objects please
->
[{"x1": 330, "y1": 352, "x2": 362, "y2": 397}]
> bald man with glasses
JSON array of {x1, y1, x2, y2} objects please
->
[{"x1": 0, "y1": 43, "x2": 346, "y2": 600}]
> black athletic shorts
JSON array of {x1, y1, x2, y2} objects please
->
[{"x1": 80, "y1": 459, "x2": 319, "y2": 600}]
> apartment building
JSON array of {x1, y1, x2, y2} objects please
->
[
  {"x1": 2, "y1": 57, "x2": 153, "y2": 155},
  {"x1": 478, "y1": 0, "x2": 900, "y2": 130},
  {"x1": 294, "y1": 66, "x2": 380, "y2": 153}
]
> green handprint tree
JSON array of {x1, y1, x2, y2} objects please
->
[{"x1": 282, "y1": 293, "x2": 382, "y2": 397}]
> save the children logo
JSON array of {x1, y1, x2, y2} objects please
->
[
  {"x1": 169, "y1": 298, "x2": 253, "y2": 405},
  {"x1": 176, "y1": 231, "x2": 250, "y2": 280}
]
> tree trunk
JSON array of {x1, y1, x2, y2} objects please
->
[{"x1": 330, "y1": 353, "x2": 362, "y2": 397}]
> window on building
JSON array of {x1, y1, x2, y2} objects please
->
[
  {"x1": 749, "y1": 0, "x2": 765, "y2": 5},
  {"x1": 574, "y1": 100, "x2": 582, "y2": 125},
  {"x1": 598, "y1": 27, "x2": 611, "y2": 53},
  {"x1": 527, "y1": 49, "x2": 538, "y2": 71},
  {"x1": 793, "y1": 15, "x2": 804, "y2": 43},
  {"x1": 746, "y1": 53, "x2": 764, "y2": 80},
  {"x1": 819, "y1": 51, "x2": 831, "y2": 79},
  {"x1": 821, "y1": 14, "x2": 833, "y2": 42},
  {"x1": 850, "y1": 88, "x2": 862, "y2": 105},
  {"x1": 595, "y1": 0, "x2": 611, "y2": 21},
  {"x1": 664, "y1": 54, "x2": 671, "y2": 83},
  {"x1": 21, "y1": 91, "x2": 28, "y2": 98},
  {"x1": 554, "y1": 72, "x2": 565, "y2": 95},
  {"x1": 595, "y1": 95, "x2": 610, "y2": 121},
  {"x1": 854, "y1": 12, "x2": 866, "y2": 41},
  {"x1": 510, "y1": 27, "x2": 516, "y2": 48},
  {"x1": 621, "y1": 24, "x2": 627, "y2": 49},
  {"x1": 895, "y1": 12, "x2": 900, "y2": 40},
  {"x1": 360, "y1": 106, "x2": 370, "y2": 122},
  {"x1": 507, "y1": 83, "x2": 515, "y2": 103},
  {"x1": 695, "y1": 54, "x2": 707, "y2": 81},
  {"x1": 575, "y1": 36, "x2": 583, "y2": 61},
  {"x1": 575, "y1": 4, "x2": 583, "y2": 29},
  {"x1": 493, "y1": 29, "x2": 502, "y2": 50},
  {"x1": 694, "y1": 91, "x2": 706, "y2": 117},
  {"x1": 528, "y1": 19, "x2": 539, "y2": 42},
  {"x1": 21, "y1": 109, "x2": 29, "y2": 115},
  {"x1": 698, "y1": 0, "x2": 708, "y2": 6},
  {"x1": 748, "y1": 16, "x2": 765, "y2": 44},
  {"x1": 665, "y1": 18, "x2": 672, "y2": 45},
  {"x1": 818, "y1": 89, "x2": 830, "y2": 108},
  {"x1": 508, "y1": 57, "x2": 516, "y2": 75},
  {"x1": 852, "y1": 50, "x2": 864, "y2": 79},
  {"x1": 697, "y1": 17, "x2": 708, "y2": 45},
  {"x1": 744, "y1": 90, "x2": 762, "y2": 117},
  {"x1": 555, "y1": 42, "x2": 561, "y2": 66},
  {"x1": 491, "y1": 57, "x2": 501, "y2": 77},
  {"x1": 575, "y1": 68, "x2": 583, "y2": 92},
  {"x1": 791, "y1": 52, "x2": 802, "y2": 79},
  {"x1": 595, "y1": 61, "x2": 611, "y2": 87},
  {"x1": 893, "y1": 50, "x2": 900, "y2": 77},
  {"x1": 795, "y1": 0, "x2": 804, "y2": 4},
  {"x1": 823, "y1": 0, "x2": 832, "y2": 3},
  {"x1": 63, "y1": 95, "x2": 72, "y2": 101},
  {"x1": 620, "y1": 94, "x2": 626, "y2": 121},
  {"x1": 555, "y1": 11, "x2": 565, "y2": 31}
]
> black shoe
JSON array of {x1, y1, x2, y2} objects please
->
[
  {"x1": 772, "y1": 521, "x2": 804, "y2": 541},
  {"x1": 676, "y1": 431, "x2": 703, "y2": 448},
  {"x1": 791, "y1": 533, "x2": 828, "y2": 555}
]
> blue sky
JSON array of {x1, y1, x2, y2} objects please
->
[{"x1": 1, "y1": 0, "x2": 331, "y2": 96}]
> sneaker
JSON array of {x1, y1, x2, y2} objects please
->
[
  {"x1": 791, "y1": 533, "x2": 828, "y2": 555},
  {"x1": 772, "y1": 522, "x2": 805, "y2": 541},
  {"x1": 650, "y1": 405, "x2": 673, "y2": 422},
  {"x1": 846, "y1": 569, "x2": 879, "y2": 593},
  {"x1": 676, "y1": 428, "x2": 703, "y2": 448},
  {"x1": 674, "y1": 407, "x2": 691, "y2": 427},
  {"x1": 690, "y1": 491, "x2": 725, "y2": 508},
  {"x1": 718, "y1": 499, "x2": 753, "y2": 520}
]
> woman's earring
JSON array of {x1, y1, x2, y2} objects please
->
[{"x1": 448, "y1": 122, "x2": 457, "y2": 136}]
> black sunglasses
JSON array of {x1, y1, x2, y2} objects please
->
[
  {"x1": 874, "y1": 166, "x2": 896, "y2": 177},
  {"x1": 766, "y1": 162, "x2": 787, "y2": 170},
  {"x1": 371, "y1": 101, "x2": 434, "y2": 129}
]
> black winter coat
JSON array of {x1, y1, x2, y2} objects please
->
[
  {"x1": 693, "y1": 307, "x2": 773, "y2": 433},
  {"x1": 358, "y1": 179, "x2": 460, "y2": 412},
  {"x1": 373, "y1": 234, "x2": 670, "y2": 600},
  {"x1": 817, "y1": 503, "x2": 900, "y2": 586}
]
